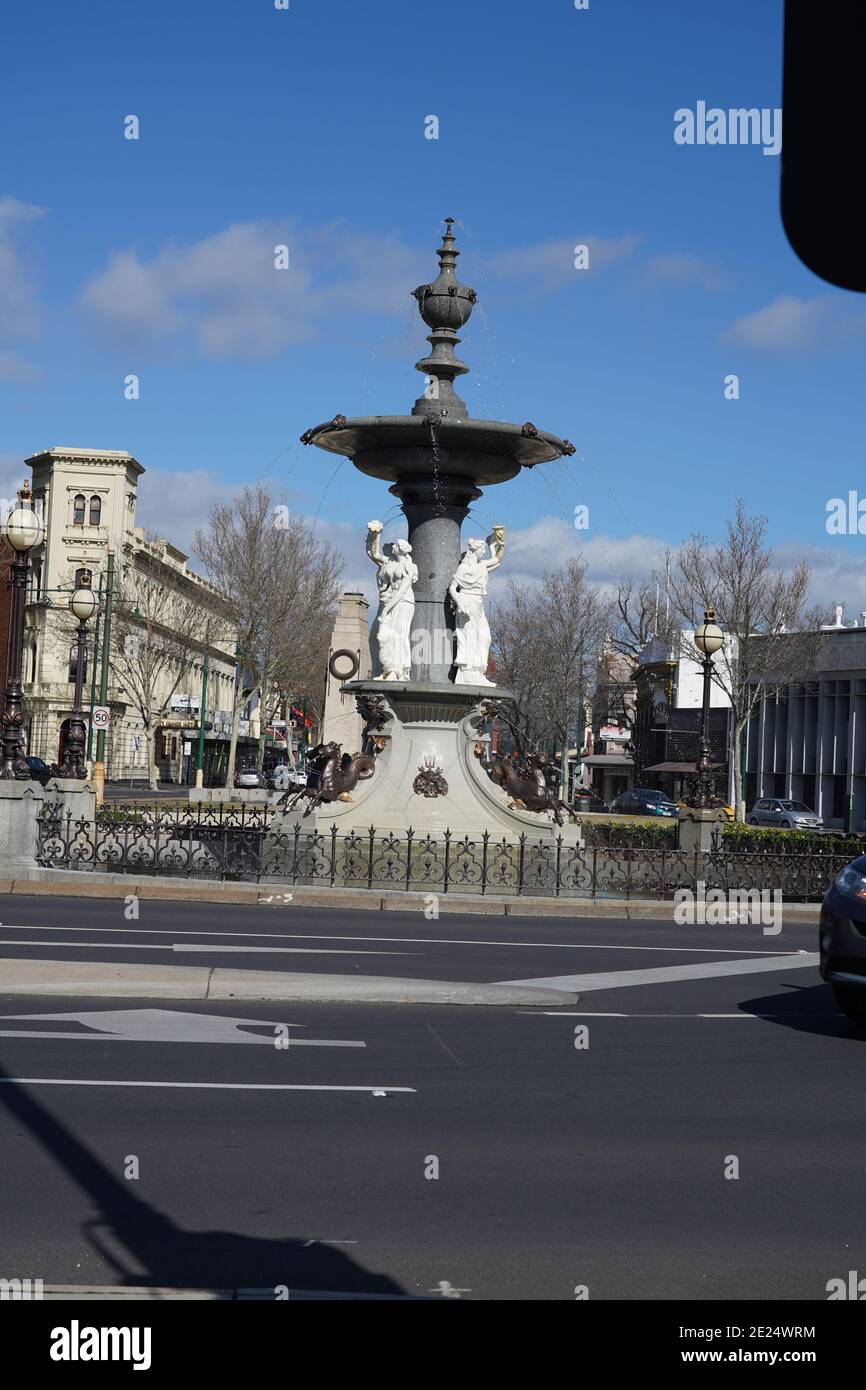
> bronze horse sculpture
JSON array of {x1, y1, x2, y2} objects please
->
[
  {"x1": 482, "y1": 748, "x2": 577, "y2": 826},
  {"x1": 276, "y1": 742, "x2": 376, "y2": 818}
]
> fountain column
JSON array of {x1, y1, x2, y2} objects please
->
[
  {"x1": 397, "y1": 218, "x2": 481, "y2": 684},
  {"x1": 390, "y1": 473, "x2": 480, "y2": 684}
]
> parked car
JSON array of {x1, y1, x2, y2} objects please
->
[
  {"x1": 233, "y1": 767, "x2": 265, "y2": 789},
  {"x1": 571, "y1": 788, "x2": 608, "y2": 813},
  {"x1": 25, "y1": 755, "x2": 54, "y2": 786},
  {"x1": 747, "y1": 798, "x2": 823, "y2": 830},
  {"x1": 820, "y1": 855, "x2": 866, "y2": 1024},
  {"x1": 609, "y1": 788, "x2": 678, "y2": 818}
]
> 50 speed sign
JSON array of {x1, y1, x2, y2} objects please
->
[{"x1": 92, "y1": 706, "x2": 111, "y2": 730}]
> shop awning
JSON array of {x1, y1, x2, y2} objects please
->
[
  {"x1": 582, "y1": 754, "x2": 634, "y2": 768},
  {"x1": 644, "y1": 760, "x2": 723, "y2": 773}
]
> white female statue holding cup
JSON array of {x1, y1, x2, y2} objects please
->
[
  {"x1": 366, "y1": 521, "x2": 418, "y2": 681},
  {"x1": 448, "y1": 526, "x2": 505, "y2": 686}
]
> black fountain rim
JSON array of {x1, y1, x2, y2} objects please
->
[{"x1": 301, "y1": 414, "x2": 574, "y2": 468}]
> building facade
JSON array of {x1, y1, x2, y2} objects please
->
[
  {"x1": 633, "y1": 630, "x2": 734, "y2": 804},
  {"x1": 741, "y1": 621, "x2": 866, "y2": 830},
  {"x1": 19, "y1": 447, "x2": 242, "y2": 783}
]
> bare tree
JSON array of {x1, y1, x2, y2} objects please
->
[
  {"x1": 666, "y1": 499, "x2": 819, "y2": 819},
  {"x1": 194, "y1": 486, "x2": 342, "y2": 785},
  {"x1": 110, "y1": 545, "x2": 211, "y2": 789},
  {"x1": 489, "y1": 581, "x2": 551, "y2": 745},
  {"x1": 540, "y1": 558, "x2": 614, "y2": 788},
  {"x1": 492, "y1": 556, "x2": 612, "y2": 786}
]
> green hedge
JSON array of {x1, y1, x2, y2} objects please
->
[
  {"x1": 578, "y1": 816, "x2": 866, "y2": 856},
  {"x1": 721, "y1": 822, "x2": 866, "y2": 855},
  {"x1": 579, "y1": 817, "x2": 677, "y2": 848}
]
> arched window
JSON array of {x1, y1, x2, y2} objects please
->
[
  {"x1": 89, "y1": 495, "x2": 102, "y2": 526},
  {"x1": 73, "y1": 494, "x2": 85, "y2": 525}
]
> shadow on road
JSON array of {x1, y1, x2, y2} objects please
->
[
  {"x1": 739, "y1": 980, "x2": 866, "y2": 1041},
  {"x1": 0, "y1": 1064, "x2": 410, "y2": 1298}
]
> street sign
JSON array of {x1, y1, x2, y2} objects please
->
[{"x1": 92, "y1": 706, "x2": 110, "y2": 730}]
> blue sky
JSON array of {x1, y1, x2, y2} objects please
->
[{"x1": 1, "y1": 0, "x2": 864, "y2": 606}]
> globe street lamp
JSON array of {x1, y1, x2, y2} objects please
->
[
  {"x1": 686, "y1": 606, "x2": 724, "y2": 810},
  {"x1": 57, "y1": 568, "x2": 98, "y2": 779},
  {"x1": 1, "y1": 481, "x2": 44, "y2": 779}
]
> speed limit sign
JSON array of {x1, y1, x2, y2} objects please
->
[{"x1": 92, "y1": 706, "x2": 111, "y2": 730}]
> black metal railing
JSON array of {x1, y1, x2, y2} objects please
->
[{"x1": 33, "y1": 803, "x2": 851, "y2": 900}]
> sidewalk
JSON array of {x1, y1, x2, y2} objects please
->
[{"x1": 0, "y1": 868, "x2": 822, "y2": 922}]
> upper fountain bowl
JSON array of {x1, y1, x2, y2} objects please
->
[
  {"x1": 300, "y1": 413, "x2": 574, "y2": 486},
  {"x1": 299, "y1": 220, "x2": 575, "y2": 487}
]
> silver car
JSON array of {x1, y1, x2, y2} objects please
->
[
  {"x1": 748, "y1": 798, "x2": 823, "y2": 830},
  {"x1": 234, "y1": 767, "x2": 264, "y2": 789}
]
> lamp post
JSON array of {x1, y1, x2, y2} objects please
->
[
  {"x1": 57, "y1": 568, "x2": 98, "y2": 779},
  {"x1": 1, "y1": 481, "x2": 43, "y2": 779},
  {"x1": 195, "y1": 622, "x2": 210, "y2": 789},
  {"x1": 687, "y1": 606, "x2": 724, "y2": 810}
]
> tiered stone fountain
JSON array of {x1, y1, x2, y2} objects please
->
[{"x1": 295, "y1": 220, "x2": 578, "y2": 841}]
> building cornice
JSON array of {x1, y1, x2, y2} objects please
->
[{"x1": 26, "y1": 447, "x2": 145, "y2": 477}]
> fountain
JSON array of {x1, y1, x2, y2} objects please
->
[{"x1": 293, "y1": 219, "x2": 578, "y2": 841}]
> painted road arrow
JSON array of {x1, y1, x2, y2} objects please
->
[{"x1": 0, "y1": 1007, "x2": 365, "y2": 1048}]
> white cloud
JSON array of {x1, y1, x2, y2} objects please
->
[
  {"x1": 0, "y1": 197, "x2": 44, "y2": 375},
  {"x1": 645, "y1": 251, "x2": 731, "y2": 291},
  {"x1": 79, "y1": 219, "x2": 424, "y2": 359},
  {"x1": 724, "y1": 294, "x2": 866, "y2": 350},
  {"x1": 134, "y1": 467, "x2": 242, "y2": 557},
  {"x1": 481, "y1": 234, "x2": 641, "y2": 295},
  {"x1": 78, "y1": 224, "x2": 648, "y2": 357}
]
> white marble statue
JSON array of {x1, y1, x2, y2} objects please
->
[
  {"x1": 366, "y1": 520, "x2": 417, "y2": 681},
  {"x1": 448, "y1": 526, "x2": 505, "y2": 686}
]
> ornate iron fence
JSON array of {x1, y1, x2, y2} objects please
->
[{"x1": 34, "y1": 803, "x2": 851, "y2": 900}]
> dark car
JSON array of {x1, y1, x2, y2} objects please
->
[
  {"x1": 25, "y1": 756, "x2": 54, "y2": 786},
  {"x1": 571, "y1": 788, "x2": 608, "y2": 813},
  {"x1": 609, "y1": 788, "x2": 678, "y2": 818},
  {"x1": 748, "y1": 797, "x2": 823, "y2": 830},
  {"x1": 820, "y1": 855, "x2": 866, "y2": 1024}
]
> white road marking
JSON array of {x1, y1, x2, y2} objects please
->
[
  {"x1": 528, "y1": 1011, "x2": 762, "y2": 1018},
  {"x1": 0, "y1": 1079, "x2": 415, "y2": 1093},
  {"x1": 0, "y1": 939, "x2": 406, "y2": 957},
  {"x1": 0, "y1": 1007, "x2": 364, "y2": 1047},
  {"x1": 176, "y1": 944, "x2": 411, "y2": 956},
  {"x1": 499, "y1": 952, "x2": 820, "y2": 992},
  {"x1": 528, "y1": 1011, "x2": 845, "y2": 1023},
  {"x1": 0, "y1": 922, "x2": 801, "y2": 955}
]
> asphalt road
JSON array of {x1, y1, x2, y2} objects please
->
[
  {"x1": 0, "y1": 893, "x2": 860, "y2": 1300},
  {"x1": 0, "y1": 892, "x2": 816, "y2": 981}
]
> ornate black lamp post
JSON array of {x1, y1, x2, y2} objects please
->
[
  {"x1": 687, "y1": 606, "x2": 724, "y2": 810},
  {"x1": 57, "y1": 568, "x2": 98, "y2": 779},
  {"x1": 0, "y1": 481, "x2": 43, "y2": 779}
]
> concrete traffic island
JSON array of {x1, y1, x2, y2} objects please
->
[{"x1": 0, "y1": 956, "x2": 579, "y2": 1007}]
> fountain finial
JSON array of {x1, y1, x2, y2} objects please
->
[{"x1": 411, "y1": 218, "x2": 477, "y2": 420}]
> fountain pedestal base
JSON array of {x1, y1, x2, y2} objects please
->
[{"x1": 283, "y1": 680, "x2": 581, "y2": 844}]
